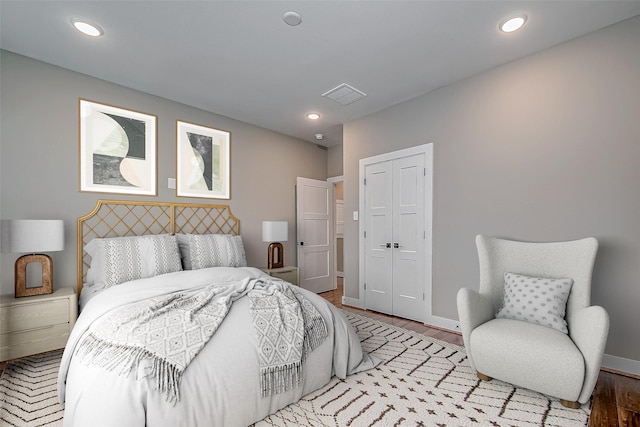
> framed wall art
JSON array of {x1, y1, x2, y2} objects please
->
[
  {"x1": 79, "y1": 99, "x2": 157, "y2": 195},
  {"x1": 176, "y1": 120, "x2": 230, "y2": 199}
]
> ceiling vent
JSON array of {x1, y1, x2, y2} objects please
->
[{"x1": 322, "y1": 83, "x2": 367, "y2": 106}]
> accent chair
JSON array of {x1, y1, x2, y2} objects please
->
[{"x1": 457, "y1": 234, "x2": 609, "y2": 408}]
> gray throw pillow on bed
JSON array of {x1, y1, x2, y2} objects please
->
[
  {"x1": 85, "y1": 234, "x2": 182, "y2": 288},
  {"x1": 177, "y1": 233, "x2": 227, "y2": 270},
  {"x1": 177, "y1": 234, "x2": 247, "y2": 269},
  {"x1": 225, "y1": 235, "x2": 247, "y2": 267}
]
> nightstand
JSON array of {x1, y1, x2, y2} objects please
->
[
  {"x1": 0, "y1": 287, "x2": 77, "y2": 362},
  {"x1": 260, "y1": 266, "x2": 299, "y2": 286}
]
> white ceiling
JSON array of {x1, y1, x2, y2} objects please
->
[{"x1": 2, "y1": 1, "x2": 640, "y2": 147}]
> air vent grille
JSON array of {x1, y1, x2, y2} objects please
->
[{"x1": 322, "y1": 83, "x2": 366, "y2": 106}]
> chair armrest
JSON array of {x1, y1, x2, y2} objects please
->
[
  {"x1": 568, "y1": 305, "x2": 609, "y2": 404},
  {"x1": 457, "y1": 288, "x2": 494, "y2": 370}
]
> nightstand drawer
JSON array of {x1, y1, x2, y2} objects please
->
[
  {"x1": 0, "y1": 287, "x2": 76, "y2": 362},
  {"x1": 0, "y1": 298, "x2": 69, "y2": 334},
  {"x1": 0, "y1": 323, "x2": 71, "y2": 361}
]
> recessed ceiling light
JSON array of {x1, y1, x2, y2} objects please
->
[
  {"x1": 71, "y1": 18, "x2": 103, "y2": 37},
  {"x1": 315, "y1": 134, "x2": 324, "y2": 140},
  {"x1": 500, "y1": 15, "x2": 527, "y2": 33},
  {"x1": 307, "y1": 113, "x2": 320, "y2": 120}
]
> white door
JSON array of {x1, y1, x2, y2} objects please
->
[
  {"x1": 363, "y1": 161, "x2": 393, "y2": 314},
  {"x1": 296, "y1": 177, "x2": 334, "y2": 293},
  {"x1": 363, "y1": 152, "x2": 426, "y2": 322},
  {"x1": 391, "y1": 154, "x2": 425, "y2": 321}
]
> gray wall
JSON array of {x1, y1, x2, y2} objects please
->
[
  {"x1": 0, "y1": 50, "x2": 327, "y2": 295},
  {"x1": 327, "y1": 143, "x2": 344, "y2": 178},
  {"x1": 343, "y1": 15, "x2": 640, "y2": 362}
]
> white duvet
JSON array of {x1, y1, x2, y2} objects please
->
[{"x1": 58, "y1": 267, "x2": 377, "y2": 427}]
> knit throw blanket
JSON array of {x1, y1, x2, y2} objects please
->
[{"x1": 74, "y1": 278, "x2": 327, "y2": 403}]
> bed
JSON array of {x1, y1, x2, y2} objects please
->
[{"x1": 57, "y1": 200, "x2": 377, "y2": 426}]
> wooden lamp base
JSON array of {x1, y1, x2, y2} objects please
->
[
  {"x1": 267, "y1": 242, "x2": 284, "y2": 269},
  {"x1": 15, "y1": 253, "x2": 54, "y2": 297}
]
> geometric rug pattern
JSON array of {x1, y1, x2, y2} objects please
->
[
  {"x1": 0, "y1": 310, "x2": 591, "y2": 426},
  {"x1": 0, "y1": 350, "x2": 64, "y2": 427},
  {"x1": 255, "y1": 310, "x2": 591, "y2": 427}
]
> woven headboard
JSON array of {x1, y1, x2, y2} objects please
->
[{"x1": 77, "y1": 199, "x2": 240, "y2": 294}]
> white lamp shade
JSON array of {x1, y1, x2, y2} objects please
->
[
  {"x1": 262, "y1": 221, "x2": 288, "y2": 243},
  {"x1": 0, "y1": 219, "x2": 64, "y2": 253}
]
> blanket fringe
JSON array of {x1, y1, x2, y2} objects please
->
[
  {"x1": 75, "y1": 333, "x2": 182, "y2": 404},
  {"x1": 260, "y1": 362, "x2": 302, "y2": 397}
]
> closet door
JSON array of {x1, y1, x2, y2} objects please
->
[
  {"x1": 363, "y1": 161, "x2": 393, "y2": 314},
  {"x1": 363, "y1": 153, "x2": 425, "y2": 322},
  {"x1": 391, "y1": 154, "x2": 425, "y2": 322}
]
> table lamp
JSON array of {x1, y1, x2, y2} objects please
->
[
  {"x1": 1, "y1": 219, "x2": 64, "y2": 297},
  {"x1": 262, "y1": 221, "x2": 288, "y2": 269}
]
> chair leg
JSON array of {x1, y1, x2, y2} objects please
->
[
  {"x1": 560, "y1": 399, "x2": 580, "y2": 409},
  {"x1": 477, "y1": 372, "x2": 492, "y2": 381}
]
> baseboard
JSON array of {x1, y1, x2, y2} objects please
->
[
  {"x1": 424, "y1": 315, "x2": 460, "y2": 333},
  {"x1": 341, "y1": 296, "x2": 363, "y2": 309},
  {"x1": 601, "y1": 354, "x2": 640, "y2": 377}
]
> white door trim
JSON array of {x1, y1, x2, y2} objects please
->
[
  {"x1": 327, "y1": 176, "x2": 343, "y2": 290},
  {"x1": 358, "y1": 143, "x2": 433, "y2": 322}
]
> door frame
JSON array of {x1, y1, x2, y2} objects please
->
[
  {"x1": 358, "y1": 143, "x2": 433, "y2": 321},
  {"x1": 327, "y1": 176, "x2": 344, "y2": 291}
]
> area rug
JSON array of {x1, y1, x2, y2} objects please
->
[
  {"x1": 254, "y1": 310, "x2": 591, "y2": 427},
  {"x1": 0, "y1": 350, "x2": 63, "y2": 426},
  {"x1": 0, "y1": 311, "x2": 590, "y2": 427}
]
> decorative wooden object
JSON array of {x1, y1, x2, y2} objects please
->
[
  {"x1": 267, "y1": 242, "x2": 284, "y2": 269},
  {"x1": 15, "y1": 254, "x2": 53, "y2": 297}
]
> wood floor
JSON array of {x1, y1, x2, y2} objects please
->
[{"x1": 319, "y1": 280, "x2": 640, "y2": 427}]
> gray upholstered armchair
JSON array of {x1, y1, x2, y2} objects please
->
[{"x1": 457, "y1": 235, "x2": 609, "y2": 408}]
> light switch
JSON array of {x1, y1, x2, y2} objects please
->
[
  {"x1": 353, "y1": 211, "x2": 359, "y2": 221},
  {"x1": 168, "y1": 178, "x2": 176, "y2": 189}
]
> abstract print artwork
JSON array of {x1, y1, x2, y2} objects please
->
[
  {"x1": 79, "y1": 99, "x2": 157, "y2": 195},
  {"x1": 176, "y1": 121, "x2": 230, "y2": 199}
]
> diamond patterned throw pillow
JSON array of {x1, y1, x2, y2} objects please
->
[{"x1": 496, "y1": 272, "x2": 573, "y2": 333}]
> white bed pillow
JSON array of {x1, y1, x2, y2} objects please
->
[
  {"x1": 496, "y1": 272, "x2": 573, "y2": 334},
  {"x1": 85, "y1": 234, "x2": 182, "y2": 288},
  {"x1": 177, "y1": 233, "x2": 247, "y2": 270}
]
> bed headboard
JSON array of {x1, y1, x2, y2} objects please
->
[{"x1": 77, "y1": 199, "x2": 240, "y2": 294}]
